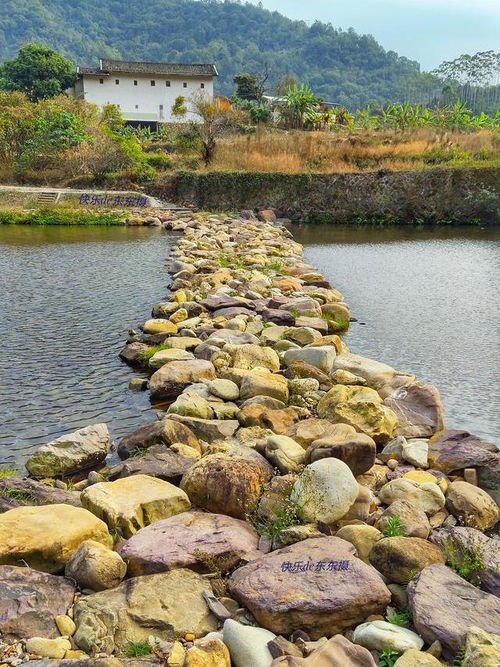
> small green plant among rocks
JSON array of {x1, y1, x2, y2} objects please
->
[
  {"x1": 382, "y1": 516, "x2": 408, "y2": 537},
  {"x1": 0, "y1": 488, "x2": 36, "y2": 504},
  {"x1": 139, "y1": 343, "x2": 171, "y2": 362},
  {"x1": 255, "y1": 499, "x2": 305, "y2": 541},
  {"x1": 122, "y1": 641, "x2": 151, "y2": 657},
  {"x1": 386, "y1": 608, "x2": 411, "y2": 627},
  {"x1": 377, "y1": 648, "x2": 399, "y2": 667},
  {"x1": 442, "y1": 533, "x2": 491, "y2": 586}
]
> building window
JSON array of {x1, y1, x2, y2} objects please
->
[
  {"x1": 134, "y1": 80, "x2": 138, "y2": 86},
  {"x1": 166, "y1": 80, "x2": 171, "y2": 87},
  {"x1": 200, "y1": 82, "x2": 205, "y2": 89},
  {"x1": 183, "y1": 82, "x2": 187, "y2": 88},
  {"x1": 99, "y1": 78, "x2": 104, "y2": 84},
  {"x1": 135, "y1": 105, "x2": 139, "y2": 109},
  {"x1": 115, "y1": 79, "x2": 119, "y2": 85},
  {"x1": 151, "y1": 80, "x2": 155, "y2": 86}
]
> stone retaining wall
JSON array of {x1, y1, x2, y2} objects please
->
[{"x1": 152, "y1": 166, "x2": 500, "y2": 224}]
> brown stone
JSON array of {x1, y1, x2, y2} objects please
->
[
  {"x1": 384, "y1": 383, "x2": 444, "y2": 438},
  {"x1": 369, "y1": 537, "x2": 445, "y2": 584},
  {"x1": 305, "y1": 423, "x2": 376, "y2": 476},
  {"x1": 408, "y1": 563, "x2": 500, "y2": 657},
  {"x1": 375, "y1": 499, "x2": 431, "y2": 539},
  {"x1": 446, "y1": 481, "x2": 499, "y2": 530},
  {"x1": 149, "y1": 360, "x2": 216, "y2": 400},
  {"x1": 270, "y1": 634, "x2": 377, "y2": 666},
  {"x1": 181, "y1": 452, "x2": 273, "y2": 519},
  {"x1": 121, "y1": 511, "x2": 260, "y2": 576},
  {"x1": 228, "y1": 537, "x2": 391, "y2": 639},
  {"x1": 117, "y1": 419, "x2": 201, "y2": 459},
  {"x1": 238, "y1": 404, "x2": 300, "y2": 434}
]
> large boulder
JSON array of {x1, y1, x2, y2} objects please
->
[
  {"x1": 81, "y1": 475, "x2": 191, "y2": 538},
  {"x1": 25, "y1": 424, "x2": 110, "y2": 477},
  {"x1": 149, "y1": 360, "x2": 216, "y2": 400},
  {"x1": 0, "y1": 504, "x2": 112, "y2": 573},
  {"x1": 384, "y1": 383, "x2": 445, "y2": 438},
  {"x1": 407, "y1": 563, "x2": 500, "y2": 657},
  {"x1": 228, "y1": 537, "x2": 391, "y2": 639},
  {"x1": 73, "y1": 569, "x2": 217, "y2": 654},
  {"x1": 317, "y1": 385, "x2": 398, "y2": 444},
  {"x1": 0, "y1": 565, "x2": 75, "y2": 640},
  {"x1": 290, "y1": 459, "x2": 359, "y2": 524},
  {"x1": 122, "y1": 511, "x2": 259, "y2": 576},
  {"x1": 117, "y1": 419, "x2": 201, "y2": 459},
  {"x1": 305, "y1": 423, "x2": 376, "y2": 476},
  {"x1": 369, "y1": 537, "x2": 446, "y2": 584},
  {"x1": 180, "y1": 452, "x2": 272, "y2": 519},
  {"x1": 331, "y1": 352, "x2": 415, "y2": 399},
  {"x1": 167, "y1": 391, "x2": 214, "y2": 420},
  {"x1": 446, "y1": 480, "x2": 499, "y2": 530}
]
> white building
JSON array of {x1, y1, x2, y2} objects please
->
[{"x1": 71, "y1": 58, "x2": 218, "y2": 124}]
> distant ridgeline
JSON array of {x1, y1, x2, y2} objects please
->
[{"x1": 0, "y1": 0, "x2": 425, "y2": 109}]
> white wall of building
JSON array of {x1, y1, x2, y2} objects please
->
[{"x1": 79, "y1": 72, "x2": 214, "y2": 122}]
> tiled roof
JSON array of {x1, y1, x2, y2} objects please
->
[{"x1": 92, "y1": 59, "x2": 218, "y2": 76}]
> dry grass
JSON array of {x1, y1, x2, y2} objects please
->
[{"x1": 212, "y1": 128, "x2": 499, "y2": 173}]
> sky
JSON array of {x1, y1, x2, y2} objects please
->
[{"x1": 250, "y1": 0, "x2": 500, "y2": 71}]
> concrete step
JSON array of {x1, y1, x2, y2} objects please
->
[{"x1": 37, "y1": 192, "x2": 60, "y2": 203}]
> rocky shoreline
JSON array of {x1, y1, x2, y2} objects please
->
[{"x1": 0, "y1": 209, "x2": 499, "y2": 667}]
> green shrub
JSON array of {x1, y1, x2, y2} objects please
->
[
  {"x1": 146, "y1": 153, "x2": 173, "y2": 169},
  {"x1": 0, "y1": 205, "x2": 126, "y2": 225},
  {"x1": 138, "y1": 342, "x2": 171, "y2": 362}
]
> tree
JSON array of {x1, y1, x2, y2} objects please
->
[
  {"x1": 0, "y1": 44, "x2": 76, "y2": 102},
  {"x1": 190, "y1": 93, "x2": 235, "y2": 165},
  {"x1": 281, "y1": 84, "x2": 320, "y2": 129},
  {"x1": 233, "y1": 73, "x2": 262, "y2": 102},
  {"x1": 171, "y1": 95, "x2": 187, "y2": 119}
]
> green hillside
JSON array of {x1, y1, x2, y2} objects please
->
[{"x1": 0, "y1": 0, "x2": 422, "y2": 108}]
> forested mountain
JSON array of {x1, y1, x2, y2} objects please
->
[{"x1": 0, "y1": 0, "x2": 423, "y2": 108}]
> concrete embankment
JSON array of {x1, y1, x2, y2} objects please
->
[
  {"x1": 0, "y1": 209, "x2": 499, "y2": 665},
  {"x1": 153, "y1": 166, "x2": 500, "y2": 224}
]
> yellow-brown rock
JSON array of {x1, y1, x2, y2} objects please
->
[
  {"x1": 317, "y1": 385, "x2": 398, "y2": 444},
  {"x1": 81, "y1": 475, "x2": 191, "y2": 538},
  {"x1": 0, "y1": 504, "x2": 112, "y2": 573},
  {"x1": 185, "y1": 638, "x2": 231, "y2": 667},
  {"x1": 142, "y1": 318, "x2": 178, "y2": 334}
]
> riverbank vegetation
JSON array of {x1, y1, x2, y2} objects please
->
[{"x1": 0, "y1": 204, "x2": 126, "y2": 225}]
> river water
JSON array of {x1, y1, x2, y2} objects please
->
[
  {"x1": 0, "y1": 225, "x2": 177, "y2": 466},
  {"x1": 0, "y1": 224, "x2": 498, "y2": 466},
  {"x1": 294, "y1": 225, "x2": 500, "y2": 443}
]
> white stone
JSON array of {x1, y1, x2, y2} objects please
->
[
  {"x1": 264, "y1": 435, "x2": 306, "y2": 473},
  {"x1": 223, "y1": 619, "x2": 275, "y2": 667},
  {"x1": 353, "y1": 620, "x2": 424, "y2": 653},
  {"x1": 402, "y1": 439, "x2": 429, "y2": 469},
  {"x1": 290, "y1": 458, "x2": 359, "y2": 524},
  {"x1": 378, "y1": 479, "x2": 445, "y2": 516}
]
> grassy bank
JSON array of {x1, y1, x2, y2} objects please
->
[{"x1": 0, "y1": 205, "x2": 128, "y2": 225}]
